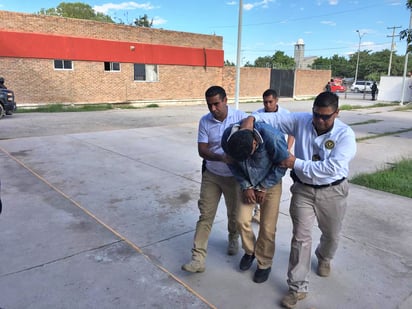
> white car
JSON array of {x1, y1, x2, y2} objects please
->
[{"x1": 350, "y1": 81, "x2": 373, "y2": 92}]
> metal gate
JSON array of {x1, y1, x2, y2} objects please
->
[{"x1": 270, "y1": 69, "x2": 294, "y2": 97}]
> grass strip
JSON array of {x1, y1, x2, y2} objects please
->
[
  {"x1": 350, "y1": 158, "x2": 412, "y2": 198},
  {"x1": 350, "y1": 119, "x2": 383, "y2": 126},
  {"x1": 15, "y1": 103, "x2": 159, "y2": 113},
  {"x1": 356, "y1": 128, "x2": 412, "y2": 142}
]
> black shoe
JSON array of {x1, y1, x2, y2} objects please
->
[
  {"x1": 253, "y1": 267, "x2": 271, "y2": 283},
  {"x1": 239, "y1": 254, "x2": 255, "y2": 271}
]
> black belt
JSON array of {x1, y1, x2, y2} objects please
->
[{"x1": 290, "y1": 170, "x2": 346, "y2": 189}]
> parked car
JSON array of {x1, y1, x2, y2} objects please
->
[
  {"x1": 327, "y1": 78, "x2": 347, "y2": 93},
  {"x1": 0, "y1": 89, "x2": 17, "y2": 118},
  {"x1": 330, "y1": 83, "x2": 346, "y2": 93},
  {"x1": 350, "y1": 81, "x2": 373, "y2": 93}
]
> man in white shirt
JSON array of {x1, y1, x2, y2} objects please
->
[
  {"x1": 182, "y1": 85, "x2": 248, "y2": 273},
  {"x1": 253, "y1": 88, "x2": 294, "y2": 223},
  {"x1": 242, "y1": 91, "x2": 356, "y2": 308}
]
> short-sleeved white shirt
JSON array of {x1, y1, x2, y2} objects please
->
[{"x1": 198, "y1": 107, "x2": 248, "y2": 176}]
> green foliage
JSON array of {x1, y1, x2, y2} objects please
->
[
  {"x1": 253, "y1": 55, "x2": 273, "y2": 68},
  {"x1": 331, "y1": 54, "x2": 353, "y2": 78},
  {"x1": 399, "y1": 1, "x2": 412, "y2": 51},
  {"x1": 311, "y1": 56, "x2": 331, "y2": 70},
  {"x1": 340, "y1": 103, "x2": 396, "y2": 111},
  {"x1": 37, "y1": 2, "x2": 114, "y2": 23},
  {"x1": 312, "y1": 49, "x2": 412, "y2": 79},
  {"x1": 350, "y1": 158, "x2": 412, "y2": 198},
  {"x1": 16, "y1": 103, "x2": 160, "y2": 113},
  {"x1": 16, "y1": 104, "x2": 114, "y2": 113},
  {"x1": 224, "y1": 60, "x2": 235, "y2": 66},
  {"x1": 248, "y1": 47, "x2": 411, "y2": 79},
  {"x1": 134, "y1": 14, "x2": 153, "y2": 27},
  {"x1": 253, "y1": 51, "x2": 295, "y2": 69}
]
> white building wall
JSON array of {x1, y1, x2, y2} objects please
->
[{"x1": 378, "y1": 76, "x2": 412, "y2": 103}]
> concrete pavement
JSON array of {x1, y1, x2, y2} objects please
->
[{"x1": 0, "y1": 99, "x2": 411, "y2": 308}]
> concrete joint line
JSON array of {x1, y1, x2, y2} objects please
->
[{"x1": 0, "y1": 145, "x2": 216, "y2": 309}]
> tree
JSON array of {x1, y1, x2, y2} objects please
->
[
  {"x1": 253, "y1": 55, "x2": 273, "y2": 67},
  {"x1": 311, "y1": 57, "x2": 331, "y2": 70},
  {"x1": 253, "y1": 51, "x2": 294, "y2": 68},
  {"x1": 272, "y1": 51, "x2": 295, "y2": 69},
  {"x1": 134, "y1": 14, "x2": 153, "y2": 27},
  {"x1": 38, "y1": 2, "x2": 114, "y2": 23},
  {"x1": 330, "y1": 55, "x2": 353, "y2": 78},
  {"x1": 224, "y1": 60, "x2": 235, "y2": 66},
  {"x1": 399, "y1": 0, "x2": 412, "y2": 51}
]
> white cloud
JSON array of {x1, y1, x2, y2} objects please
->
[
  {"x1": 226, "y1": 1, "x2": 237, "y2": 5},
  {"x1": 243, "y1": 0, "x2": 274, "y2": 11},
  {"x1": 387, "y1": 0, "x2": 402, "y2": 6},
  {"x1": 152, "y1": 16, "x2": 167, "y2": 26},
  {"x1": 362, "y1": 41, "x2": 375, "y2": 48},
  {"x1": 316, "y1": 0, "x2": 338, "y2": 5},
  {"x1": 321, "y1": 20, "x2": 336, "y2": 26},
  {"x1": 93, "y1": 2, "x2": 156, "y2": 14}
]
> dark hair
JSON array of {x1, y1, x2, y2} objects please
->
[
  {"x1": 313, "y1": 91, "x2": 339, "y2": 110},
  {"x1": 226, "y1": 129, "x2": 254, "y2": 161},
  {"x1": 262, "y1": 88, "x2": 278, "y2": 98},
  {"x1": 205, "y1": 86, "x2": 226, "y2": 100}
]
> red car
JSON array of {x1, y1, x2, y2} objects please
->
[{"x1": 330, "y1": 82, "x2": 346, "y2": 93}]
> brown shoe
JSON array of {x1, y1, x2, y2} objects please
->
[
  {"x1": 315, "y1": 249, "x2": 330, "y2": 277},
  {"x1": 181, "y1": 259, "x2": 205, "y2": 273},
  {"x1": 281, "y1": 290, "x2": 307, "y2": 308},
  {"x1": 227, "y1": 237, "x2": 239, "y2": 256},
  {"x1": 317, "y1": 259, "x2": 331, "y2": 277}
]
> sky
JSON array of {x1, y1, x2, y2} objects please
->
[{"x1": 0, "y1": 0, "x2": 411, "y2": 65}]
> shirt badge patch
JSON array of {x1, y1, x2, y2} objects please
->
[{"x1": 325, "y1": 140, "x2": 335, "y2": 149}]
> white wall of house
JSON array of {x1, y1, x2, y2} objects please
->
[{"x1": 378, "y1": 75, "x2": 412, "y2": 103}]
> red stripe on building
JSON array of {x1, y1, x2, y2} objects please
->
[{"x1": 0, "y1": 30, "x2": 224, "y2": 67}]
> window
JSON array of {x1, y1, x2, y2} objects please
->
[
  {"x1": 104, "y1": 62, "x2": 120, "y2": 72},
  {"x1": 134, "y1": 64, "x2": 158, "y2": 82},
  {"x1": 54, "y1": 60, "x2": 73, "y2": 70}
]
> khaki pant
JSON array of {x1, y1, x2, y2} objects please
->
[
  {"x1": 237, "y1": 181, "x2": 282, "y2": 269},
  {"x1": 287, "y1": 180, "x2": 348, "y2": 292},
  {"x1": 191, "y1": 169, "x2": 240, "y2": 261}
]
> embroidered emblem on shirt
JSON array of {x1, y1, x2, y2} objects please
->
[{"x1": 325, "y1": 140, "x2": 335, "y2": 149}]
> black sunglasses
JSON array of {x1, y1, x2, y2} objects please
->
[{"x1": 312, "y1": 108, "x2": 337, "y2": 121}]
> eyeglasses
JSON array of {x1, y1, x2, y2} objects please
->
[{"x1": 312, "y1": 108, "x2": 337, "y2": 121}]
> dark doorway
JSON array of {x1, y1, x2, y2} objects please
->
[{"x1": 270, "y1": 69, "x2": 294, "y2": 97}]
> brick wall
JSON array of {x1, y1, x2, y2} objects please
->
[
  {"x1": 1, "y1": 57, "x2": 226, "y2": 104},
  {"x1": 0, "y1": 10, "x2": 221, "y2": 48},
  {"x1": 0, "y1": 10, "x2": 330, "y2": 105},
  {"x1": 223, "y1": 66, "x2": 271, "y2": 100},
  {"x1": 295, "y1": 69, "x2": 331, "y2": 97}
]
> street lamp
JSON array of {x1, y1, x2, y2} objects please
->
[{"x1": 354, "y1": 30, "x2": 365, "y2": 84}]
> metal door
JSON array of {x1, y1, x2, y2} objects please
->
[{"x1": 270, "y1": 69, "x2": 294, "y2": 97}]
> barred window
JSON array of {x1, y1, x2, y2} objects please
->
[
  {"x1": 104, "y1": 62, "x2": 120, "y2": 72},
  {"x1": 134, "y1": 64, "x2": 158, "y2": 81},
  {"x1": 54, "y1": 60, "x2": 73, "y2": 70}
]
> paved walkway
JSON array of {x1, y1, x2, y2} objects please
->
[{"x1": 0, "y1": 99, "x2": 411, "y2": 308}]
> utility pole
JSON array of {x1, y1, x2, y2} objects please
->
[
  {"x1": 354, "y1": 30, "x2": 365, "y2": 84},
  {"x1": 387, "y1": 26, "x2": 402, "y2": 76},
  {"x1": 234, "y1": 0, "x2": 243, "y2": 110}
]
